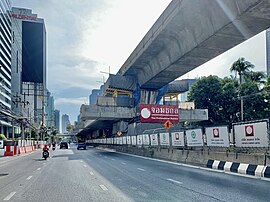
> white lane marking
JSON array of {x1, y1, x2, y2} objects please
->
[
  {"x1": 121, "y1": 162, "x2": 126, "y2": 165},
  {"x1": 37, "y1": 167, "x2": 41, "y2": 171},
  {"x1": 83, "y1": 165, "x2": 87, "y2": 168},
  {"x1": 97, "y1": 147, "x2": 270, "y2": 181},
  {"x1": 137, "y1": 168, "x2": 145, "y2": 172},
  {"x1": 26, "y1": 176, "x2": 32, "y2": 180},
  {"x1": 80, "y1": 160, "x2": 83, "y2": 163},
  {"x1": 90, "y1": 172, "x2": 94, "y2": 176},
  {"x1": 43, "y1": 162, "x2": 46, "y2": 165},
  {"x1": 99, "y1": 185, "x2": 108, "y2": 191},
  {"x1": 111, "y1": 158, "x2": 115, "y2": 161},
  {"x1": 3, "y1": 192, "x2": 16, "y2": 201},
  {"x1": 166, "y1": 178, "x2": 183, "y2": 184}
]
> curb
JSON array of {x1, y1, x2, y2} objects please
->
[{"x1": 207, "y1": 159, "x2": 270, "y2": 178}]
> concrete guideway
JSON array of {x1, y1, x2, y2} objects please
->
[{"x1": 118, "y1": 0, "x2": 270, "y2": 89}]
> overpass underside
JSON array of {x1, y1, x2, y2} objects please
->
[{"x1": 118, "y1": 0, "x2": 270, "y2": 89}]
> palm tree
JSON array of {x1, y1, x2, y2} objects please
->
[
  {"x1": 230, "y1": 57, "x2": 254, "y2": 121},
  {"x1": 230, "y1": 57, "x2": 255, "y2": 83},
  {"x1": 243, "y1": 71, "x2": 266, "y2": 84}
]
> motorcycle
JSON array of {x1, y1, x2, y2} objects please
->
[
  {"x1": 52, "y1": 143, "x2": 56, "y2": 151},
  {"x1": 42, "y1": 150, "x2": 49, "y2": 160}
]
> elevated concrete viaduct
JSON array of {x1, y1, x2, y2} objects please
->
[{"x1": 118, "y1": 0, "x2": 270, "y2": 89}]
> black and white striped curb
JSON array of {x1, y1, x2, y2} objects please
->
[{"x1": 207, "y1": 159, "x2": 270, "y2": 178}]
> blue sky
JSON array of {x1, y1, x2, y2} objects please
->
[{"x1": 11, "y1": 0, "x2": 267, "y2": 124}]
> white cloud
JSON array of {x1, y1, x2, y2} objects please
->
[{"x1": 55, "y1": 97, "x2": 88, "y2": 105}]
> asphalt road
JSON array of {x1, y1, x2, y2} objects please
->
[{"x1": 0, "y1": 144, "x2": 269, "y2": 202}]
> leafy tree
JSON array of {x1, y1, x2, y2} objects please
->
[
  {"x1": 243, "y1": 71, "x2": 266, "y2": 84},
  {"x1": 188, "y1": 75, "x2": 224, "y2": 124},
  {"x1": 66, "y1": 124, "x2": 74, "y2": 133},
  {"x1": 0, "y1": 134, "x2": 7, "y2": 140}
]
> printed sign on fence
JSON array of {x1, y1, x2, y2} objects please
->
[
  {"x1": 186, "y1": 129, "x2": 203, "y2": 147},
  {"x1": 234, "y1": 121, "x2": 269, "y2": 147},
  {"x1": 127, "y1": 136, "x2": 131, "y2": 145},
  {"x1": 132, "y1": 136, "x2": 137, "y2": 145},
  {"x1": 143, "y1": 134, "x2": 150, "y2": 146},
  {"x1": 0, "y1": 140, "x2": 3, "y2": 149},
  {"x1": 171, "y1": 132, "x2": 185, "y2": 147},
  {"x1": 137, "y1": 135, "x2": 143, "y2": 146},
  {"x1": 150, "y1": 134, "x2": 158, "y2": 146},
  {"x1": 159, "y1": 133, "x2": 170, "y2": 146},
  {"x1": 206, "y1": 126, "x2": 229, "y2": 147},
  {"x1": 122, "y1": 137, "x2": 127, "y2": 145}
]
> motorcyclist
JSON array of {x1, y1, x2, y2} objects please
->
[{"x1": 42, "y1": 144, "x2": 49, "y2": 159}]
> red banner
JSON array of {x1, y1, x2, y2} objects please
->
[{"x1": 140, "y1": 104, "x2": 179, "y2": 123}]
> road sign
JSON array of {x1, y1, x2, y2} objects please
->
[{"x1": 164, "y1": 120, "x2": 173, "y2": 129}]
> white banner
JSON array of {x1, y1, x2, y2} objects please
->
[
  {"x1": 159, "y1": 133, "x2": 170, "y2": 146},
  {"x1": 234, "y1": 121, "x2": 269, "y2": 147},
  {"x1": 132, "y1": 136, "x2": 137, "y2": 145},
  {"x1": 150, "y1": 134, "x2": 158, "y2": 146},
  {"x1": 143, "y1": 134, "x2": 150, "y2": 146},
  {"x1": 0, "y1": 140, "x2": 3, "y2": 149},
  {"x1": 127, "y1": 136, "x2": 131, "y2": 145},
  {"x1": 171, "y1": 132, "x2": 185, "y2": 147},
  {"x1": 119, "y1": 137, "x2": 123, "y2": 145},
  {"x1": 206, "y1": 126, "x2": 229, "y2": 147},
  {"x1": 137, "y1": 135, "x2": 143, "y2": 146},
  {"x1": 122, "y1": 137, "x2": 127, "y2": 145},
  {"x1": 186, "y1": 129, "x2": 203, "y2": 147},
  {"x1": 114, "y1": 137, "x2": 117, "y2": 144}
]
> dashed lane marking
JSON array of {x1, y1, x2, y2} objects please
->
[
  {"x1": 99, "y1": 185, "x2": 108, "y2": 191},
  {"x1": 166, "y1": 178, "x2": 183, "y2": 185},
  {"x1": 137, "y1": 168, "x2": 145, "y2": 172},
  {"x1": 37, "y1": 168, "x2": 41, "y2": 171},
  {"x1": 26, "y1": 176, "x2": 32, "y2": 180},
  {"x1": 111, "y1": 158, "x2": 115, "y2": 161},
  {"x1": 83, "y1": 165, "x2": 87, "y2": 168},
  {"x1": 121, "y1": 162, "x2": 126, "y2": 165},
  {"x1": 3, "y1": 192, "x2": 16, "y2": 201},
  {"x1": 90, "y1": 172, "x2": 94, "y2": 176}
]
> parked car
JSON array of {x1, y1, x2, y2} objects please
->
[
  {"x1": 77, "y1": 142, "x2": 86, "y2": 150},
  {"x1": 60, "y1": 142, "x2": 68, "y2": 149}
]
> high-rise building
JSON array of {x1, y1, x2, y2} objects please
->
[
  {"x1": 11, "y1": 7, "x2": 46, "y2": 126},
  {"x1": 0, "y1": 0, "x2": 12, "y2": 136},
  {"x1": 61, "y1": 114, "x2": 70, "y2": 134},
  {"x1": 45, "y1": 90, "x2": 54, "y2": 128},
  {"x1": 266, "y1": 29, "x2": 270, "y2": 76},
  {"x1": 54, "y1": 109, "x2": 60, "y2": 133}
]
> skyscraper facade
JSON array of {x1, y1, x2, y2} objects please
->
[
  {"x1": 11, "y1": 7, "x2": 46, "y2": 126},
  {"x1": 45, "y1": 90, "x2": 54, "y2": 128},
  {"x1": 266, "y1": 29, "x2": 270, "y2": 76},
  {"x1": 61, "y1": 114, "x2": 70, "y2": 134},
  {"x1": 0, "y1": 0, "x2": 12, "y2": 136},
  {"x1": 54, "y1": 109, "x2": 60, "y2": 133}
]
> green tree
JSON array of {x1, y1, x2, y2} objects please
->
[
  {"x1": 0, "y1": 134, "x2": 7, "y2": 140},
  {"x1": 243, "y1": 71, "x2": 266, "y2": 84},
  {"x1": 188, "y1": 75, "x2": 224, "y2": 124}
]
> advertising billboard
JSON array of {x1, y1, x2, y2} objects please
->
[
  {"x1": 140, "y1": 104, "x2": 179, "y2": 123},
  {"x1": 206, "y1": 126, "x2": 229, "y2": 147},
  {"x1": 186, "y1": 129, "x2": 203, "y2": 147},
  {"x1": 234, "y1": 121, "x2": 269, "y2": 147},
  {"x1": 171, "y1": 131, "x2": 185, "y2": 147}
]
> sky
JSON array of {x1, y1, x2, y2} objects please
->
[{"x1": 11, "y1": 0, "x2": 267, "y2": 124}]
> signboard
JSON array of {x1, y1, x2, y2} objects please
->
[
  {"x1": 171, "y1": 132, "x2": 185, "y2": 147},
  {"x1": 186, "y1": 129, "x2": 203, "y2": 147},
  {"x1": 137, "y1": 135, "x2": 143, "y2": 146},
  {"x1": 122, "y1": 137, "x2": 127, "y2": 145},
  {"x1": 127, "y1": 136, "x2": 131, "y2": 145},
  {"x1": 0, "y1": 140, "x2": 3, "y2": 149},
  {"x1": 164, "y1": 120, "x2": 173, "y2": 129},
  {"x1": 159, "y1": 133, "x2": 170, "y2": 146},
  {"x1": 140, "y1": 104, "x2": 179, "y2": 123},
  {"x1": 132, "y1": 136, "x2": 137, "y2": 145},
  {"x1": 143, "y1": 134, "x2": 150, "y2": 146},
  {"x1": 234, "y1": 121, "x2": 269, "y2": 147},
  {"x1": 206, "y1": 126, "x2": 229, "y2": 147},
  {"x1": 150, "y1": 134, "x2": 158, "y2": 146}
]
